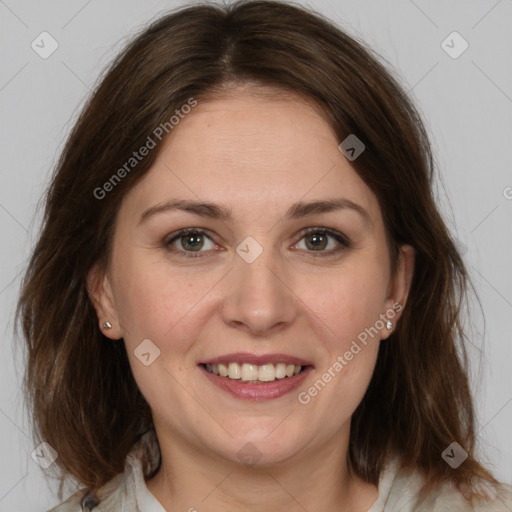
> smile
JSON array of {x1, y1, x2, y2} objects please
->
[
  {"x1": 199, "y1": 353, "x2": 314, "y2": 400},
  {"x1": 204, "y1": 362, "x2": 305, "y2": 382}
]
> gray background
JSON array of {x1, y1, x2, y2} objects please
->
[{"x1": 1, "y1": 0, "x2": 511, "y2": 510}]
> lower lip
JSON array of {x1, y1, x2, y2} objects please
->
[{"x1": 199, "y1": 365, "x2": 313, "y2": 401}]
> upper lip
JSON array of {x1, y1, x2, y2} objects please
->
[{"x1": 200, "y1": 352, "x2": 314, "y2": 367}]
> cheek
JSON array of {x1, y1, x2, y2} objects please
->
[
  {"x1": 303, "y1": 268, "x2": 384, "y2": 415},
  {"x1": 111, "y1": 248, "x2": 227, "y2": 361},
  {"x1": 111, "y1": 254, "x2": 190, "y2": 345},
  {"x1": 327, "y1": 346, "x2": 379, "y2": 421},
  {"x1": 306, "y1": 261, "x2": 388, "y2": 348},
  {"x1": 111, "y1": 257, "x2": 206, "y2": 406},
  {"x1": 313, "y1": 255, "x2": 388, "y2": 407}
]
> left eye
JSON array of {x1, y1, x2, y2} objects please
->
[{"x1": 294, "y1": 228, "x2": 350, "y2": 253}]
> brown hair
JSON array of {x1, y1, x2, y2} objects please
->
[{"x1": 16, "y1": 0, "x2": 498, "y2": 502}]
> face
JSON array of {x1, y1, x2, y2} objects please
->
[{"x1": 88, "y1": 86, "x2": 414, "y2": 467}]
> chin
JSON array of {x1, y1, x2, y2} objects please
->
[{"x1": 208, "y1": 427, "x2": 307, "y2": 468}]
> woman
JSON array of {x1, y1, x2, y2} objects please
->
[{"x1": 16, "y1": 1, "x2": 512, "y2": 511}]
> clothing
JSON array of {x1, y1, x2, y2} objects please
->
[{"x1": 48, "y1": 429, "x2": 512, "y2": 511}]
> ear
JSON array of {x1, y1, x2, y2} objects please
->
[
  {"x1": 86, "y1": 262, "x2": 123, "y2": 340},
  {"x1": 381, "y1": 244, "x2": 415, "y2": 339}
]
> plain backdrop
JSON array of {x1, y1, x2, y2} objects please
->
[{"x1": 1, "y1": 0, "x2": 511, "y2": 510}]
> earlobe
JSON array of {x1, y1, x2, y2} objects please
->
[{"x1": 86, "y1": 263, "x2": 123, "y2": 339}]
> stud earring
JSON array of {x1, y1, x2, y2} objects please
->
[
  {"x1": 102, "y1": 321, "x2": 112, "y2": 330},
  {"x1": 386, "y1": 320, "x2": 393, "y2": 330}
]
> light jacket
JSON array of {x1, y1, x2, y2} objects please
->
[{"x1": 47, "y1": 429, "x2": 512, "y2": 511}]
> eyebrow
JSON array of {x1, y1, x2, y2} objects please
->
[{"x1": 138, "y1": 198, "x2": 371, "y2": 226}]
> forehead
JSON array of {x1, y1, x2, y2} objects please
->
[{"x1": 119, "y1": 90, "x2": 380, "y2": 227}]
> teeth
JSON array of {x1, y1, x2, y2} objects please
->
[
  {"x1": 275, "y1": 363, "x2": 287, "y2": 379},
  {"x1": 258, "y1": 364, "x2": 275, "y2": 382},
  {"x1": 205, "y1": 362, "x2": 304, "y2": 382},
  {"x1": 228, "y1": 362, "x2": 241, "y2": 379},
  {"x1": 241, "y1": 363, "x2": 258, "y2": 381},
  {"x1": 218, "y1": 363, "x2": 228, "y2": 377}
]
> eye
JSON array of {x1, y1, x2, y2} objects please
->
[
  {"x1": 165, "y1": 228, "x2": 217, "y2": 258},
  {"x1": 293, "y1": 227, "x2": 351, "y2": 257},
  {"x1": 164, "y1": 226, "x2": 351, "y2": 260}
]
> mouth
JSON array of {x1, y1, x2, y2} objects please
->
[
  {"x1": 198, "y1": 353, "x2": 314, "y2": 401},
  {"x1": 201, "y1": 362, "x2": 308, "y2": 383}
]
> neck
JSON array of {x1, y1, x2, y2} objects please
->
[{"x1": 146, "y1": 426, "x2": 379, "y2": 512}]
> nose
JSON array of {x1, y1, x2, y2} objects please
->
[{"x1": 221, "y1": 245, "x2": 298, "y2": 337}]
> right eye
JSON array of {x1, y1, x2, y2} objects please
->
[{"x1": 165, "y1": 228, "x2": 218, "y2": 258}]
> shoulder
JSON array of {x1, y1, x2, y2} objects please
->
[
  {"x1": 374, "y1": 457, "x2": 512, "y2": 512},
  {"x1": 432, "y1": 479, "x2": 512, "y2": 511},
  {"x1": 46, "y1": 429, "x2": 161, "y2": 512},
  {"x1": 46, "y1": 490, "x2": 85, "y2": 512},
  {"x1": 46, "y1": 472, "x2": 133, "y2": 512},
  {"x1": 45, "y1": 466, "x2": 138, "y2": 512}
]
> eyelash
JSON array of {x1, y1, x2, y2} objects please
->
[{"x1": 164, "y1": 227, "x2": 352, "y2": 259}]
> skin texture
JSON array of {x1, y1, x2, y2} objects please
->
[{"x1": 87, "y1": 86, "x2": 415, "y2": 512}]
